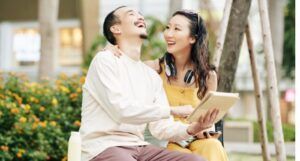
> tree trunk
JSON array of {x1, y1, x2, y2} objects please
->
[
  {"x1": 168, "y1": 0, "x2": 182, "y2": 18},
  {"x1": 217, "y1": 0, "x2": 252, "y2": 92},
  {"x1": 38, "y1": 0, "x2": 59, "y2": 79},
  {"x1": 80, "y1": 0, "x2": 100, "y2": 57},
  {"x1": 258, "y1": 0, "x2": 287, "y2": 160},
  {"x1": 212, "y1": 0, "x2": 232, "y2": 67},
  {"x1": 245, "y1": 23, "x2": 271, "y2": 161},
  {"x1": 268, "y1": 0, "x2": 285, "y2": 80}
]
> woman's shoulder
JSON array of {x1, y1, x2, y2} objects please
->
[
  {"x1": 206, "y1": 70, "x2": 218, "y2": 91},
  {"x1": 207, "y1": 70, "x2": 217, "y2": 79}
]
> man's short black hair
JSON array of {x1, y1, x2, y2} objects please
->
[{"x1": 103, "y1": 6, "x2": 126, "y2": 45}]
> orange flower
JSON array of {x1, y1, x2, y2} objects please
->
[
  {"x1": 29, "y1": 96, "x2": 39, "y2": 103},
  {"x1": 70, "y1": 93, "x2": 78, "y2": 100},
  {"x1": 39, "y1": 106, "x2": 45, "y2": 112},
  {"x1": 0, "y1": 145, "x2": 9, "y2": 151},
  {"x1": 50, "y1": 121, "x2": 57, "y2": 127},
  {"x1": 10, "y1": 108, "x2": 19, "y2": 114},
  {"x1": 76, "y1": 87, "x2": 82, "y2": 93},
  {"x1": 59, "y1": 85, "x2": 70, "y2": 93},
  {"x1": 19, "y1": 117, "x2": 27, "y2": 123},
  {"x1": 73, "y1": 120, "x2": 81, "y2": 127},
  {"x1": 13, "y1": 94, "x2": 22, "y2": 105},
  {"x1": 61, "y1": 156, "x2": 67, "y2": 161},
  {"x1": 16, "y1": 149, "x2": 25, "y2": 158},
  {"x1": 79, "y1": 76, "x2": 86, "y2": 84},
  {"x1": 23, "y1": 104, "x2": 31, "y2": 113},
  {"x1": 32, "y1": 123, "x2": 38, "y2": 129},
  {"x1": 52, "y1": 98, "x2": 58, "y2": 106},
  {"x1": 39, "y1": 121, "x2": 47, "y2": 128},
  {"x1": 16, "y1": 152, "x2": 22, "y2": 158}
]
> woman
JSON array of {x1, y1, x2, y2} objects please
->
[{"x1": 105, "y1": 10, "x2": 228, "y2": 161}]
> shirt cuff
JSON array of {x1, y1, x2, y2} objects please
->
[
  {"x1": 177, "y1": 124, "x2": 193, "y2": 140},
  {"x1": 159, "y1": 106, "x2": 171, "y2": 119}
]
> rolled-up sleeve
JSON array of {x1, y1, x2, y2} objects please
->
[{"x1": 148, "y1": 76, "x2": 192, "y2": 142}]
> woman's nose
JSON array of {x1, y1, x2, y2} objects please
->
[{"x1": 164, "y1": 30, "x2": 173, "y2": 38}]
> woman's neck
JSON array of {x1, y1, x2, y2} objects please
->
[{"x1": 172, "y1": 51, "x2": 192, "y2": 72}]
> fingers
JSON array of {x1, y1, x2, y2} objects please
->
[
  {"x1": 210, "y1": 108, "x2": 219, "y2": 122},
  {"x1": 203, "y1": 131, "x2": 211, "y2": 139}
]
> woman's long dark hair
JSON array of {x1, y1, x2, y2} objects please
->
[{"x1": 159, "y1": 10, "x2": 215, "y2": 100}]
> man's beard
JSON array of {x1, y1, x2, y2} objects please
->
[{"x1": 139, "y1": 33, "x2": 148, "y2": 39}]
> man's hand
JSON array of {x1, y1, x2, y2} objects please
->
[
  {"x1": 187, "y1": 108, "x2": 219, "y2": 136},
  {"x1": 171, "y1": 105, "x2": 194, "y2": 118},
  {"x1": 102, "y1": 44, "x2": 122, "y2": 57}
]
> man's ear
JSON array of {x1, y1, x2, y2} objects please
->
[{"x1": 110, "y1": 25, "x2": 121, "y2": 35}]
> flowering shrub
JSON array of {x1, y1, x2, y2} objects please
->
[{"x1": 0, "y1": 72, "x2": 84, "y2": 161}]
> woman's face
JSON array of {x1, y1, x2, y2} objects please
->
[{"x1": 163, "y1": 15, "x2": 196, "y2": 55}]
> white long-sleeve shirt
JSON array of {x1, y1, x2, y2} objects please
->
[{"x1": 79, "y1": 51, "x2": 191, "y2": 161}]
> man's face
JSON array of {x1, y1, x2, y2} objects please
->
[{"x1": 113, "y1": 7, "x2": 147, "y2": 39}]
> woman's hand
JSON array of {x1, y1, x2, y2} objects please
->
[
  {"x1": 103, "y1": 44, "x2": 122, "y2": 57},
  {"x1": 171, "y1": 105, "x2": 194, "y2": 118}
]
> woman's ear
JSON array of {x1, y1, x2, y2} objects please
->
[
  {"x1": 189, "y1": 36, "x2": 196, "y2": 44},
  {"x1": 110, "y1": 25, "x2": 121, "y2": 35}
]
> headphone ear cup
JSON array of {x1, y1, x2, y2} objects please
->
[
  {"x1": 165, "y1": 53, "x2": 176, "y2": 77},
  {"x1": 169, "y1": 63, "x2": 176, "y2": 76},
  {"x1": 165, "y1": 63, "x2": 171, "y2": 76},
  {"x1": 184, "y1": 70, "x2": 195, "y2": 85}
]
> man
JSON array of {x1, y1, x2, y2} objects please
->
[{"x1": 79, "y1": 6, "x2": 218, "y2": 161}]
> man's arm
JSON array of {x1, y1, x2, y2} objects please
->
[
  {"x1": 148, "y1": 74, "x2": 218, "y2": 141},
  {"x1": 85, "y1": 52, "x2": 170, "y2": 125}
]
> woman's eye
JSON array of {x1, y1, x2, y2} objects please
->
[
  {"x1": 175, "y1": 27, "x2": 180, "y2": 31},
  {"x1": 165, "y1": 26, "x2": 170, "y2": 30}
]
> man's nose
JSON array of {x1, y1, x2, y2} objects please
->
[{"x1": 137, "y1": 14, "x2": 144, "y2": 21}]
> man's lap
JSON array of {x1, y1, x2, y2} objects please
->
[{"x1": 91, "y1": 145, "x2": 206, "y2": 161}]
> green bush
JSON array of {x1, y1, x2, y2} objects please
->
[
  {"x1": 253, "y1": 121, "x2": 295, "y2": 142},
  {"x1": 0, "y1": 72, "x2": 84, "y2": 161}
]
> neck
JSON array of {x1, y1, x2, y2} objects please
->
[
  {"x1": 118, "y1": 37, "x2": 143, "y2": 61},
  {"x1": 173, "y1": 49, "x2": 192, "y2": 71}
]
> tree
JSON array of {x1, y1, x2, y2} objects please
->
[
  {"x1": 141, "y1": 16, "x2": 166, "y2": 60},
  {"x1": 282, "y1": 0, "x2": 295, "y2": 79},
  {"x1": 268, "y1": 0, "x2": 285, "y2": 79},
  {"x1": 168, "y1": 0, "x2": 183, "y2": 18},
  {"x1": 38, "y1": 0, "x2": 59, "y2": 79},
  {"x1": 217, "y1": 0, "x2": 252, "y2": 92}
]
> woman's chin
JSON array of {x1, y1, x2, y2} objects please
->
[{"x1": 166, "y1": 48, "x2": 174, "y2": 53}]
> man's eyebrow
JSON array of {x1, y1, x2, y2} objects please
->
[{"x1": 125, "y1": 10, "x2": 134, "y2": 14}]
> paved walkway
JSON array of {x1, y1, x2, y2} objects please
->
[{"x1": 224, "y1": 142, "x2": 295, "y2": 157}]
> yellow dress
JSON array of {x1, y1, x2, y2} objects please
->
[{"x1": 159, "y1": 70, "x2": 229, "y2": 161}]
